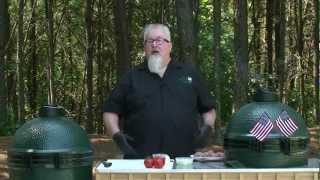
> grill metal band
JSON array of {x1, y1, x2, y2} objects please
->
[
  {"x1": 8, "y1": 151, "x2": 93, "y2": 169},
  {"x1": 224, "y1": 138, "x2": 308, "y2": 154}
]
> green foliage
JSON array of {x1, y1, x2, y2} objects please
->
[
  {"x1": 1, "y1": 0, "x2": 319, "y2": 136},
  {"x1": 196, "y1": 0, "x2": 235, "y2": 124}
]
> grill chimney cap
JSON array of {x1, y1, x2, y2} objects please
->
[
  {"x1": 39, "y1": 105, "x2": 65, "y2": 117},
  {"x1": 253, "y1": 87, "x2": 278, "y2": 102}
]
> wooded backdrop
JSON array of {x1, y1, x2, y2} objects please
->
[{"x1": 0, "y1": 0, "x2": 319, "y2": 139}]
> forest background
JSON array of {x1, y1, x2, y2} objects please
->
[{"x1": 0, "y1": 0, "x2": 319, "y2": 142}]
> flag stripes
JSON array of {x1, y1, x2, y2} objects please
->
[
  {"x1": 276, "y1": 111, "x2": 298, "y2": 137},
  {"x1": 250, "y1": 112, "x2": 274, "y2": 141}
]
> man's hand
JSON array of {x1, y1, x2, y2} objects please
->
[
  {"x1": 193, "y1": 125, "x2": 213, "y2": 148},
  {"x1": 112, "y1": 132, "x2": 138, "y2": 157}
]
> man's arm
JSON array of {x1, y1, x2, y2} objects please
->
[
  {"x1": 103, "y1": 112, "x2": 120, "y2": 136},
  {"x1": 201, "y1": 108, "x2": 216, "y2": 128},
  {"x1": 193, "y1": 108, "x2": 216, "y2": 148},
  {"x1": 103, "y1": 112, "x2": 138, "y2": 157}
]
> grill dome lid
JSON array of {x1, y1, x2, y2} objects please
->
[
  {"x1": 224, "y1": 88, "x2": 309, "y2": 168},
  {"x1": 9, "y1": 105, "x2": 92, "y2": 154}
]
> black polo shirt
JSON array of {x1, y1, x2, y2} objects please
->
[{"x1": 103, "y1": 59, "x2": 215, "y2": 157}]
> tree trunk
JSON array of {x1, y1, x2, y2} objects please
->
[
  {"x1": 159, "y1": 0, "x2": 167, "y2": 23},
  {"x1": 286, "y1": 1, "x2": 295, "y2": 102},
  {"x1": 85, "y1": 0, "x2": 94, "y2": 133},
  {"x1": 252, "y1": 0, "x2": 263, "y2": 75},
  {"x1": 127, "y1": 0, "x2": 134, "y2": 55},
  {"x1": 314, "y1": 0, "x2": 319, "y2": 125},
  {"x1": 175, "y1": 0, "x2": 196, "y2": 65},
  {"x1": 297, "y1": 0, "x2": 305, "y2": 117},
  {"x1": 17, "y1": 0, "x2": 25, "y2": 123},
  {"x1": 27, "y1": 0, "x2": 38, "y2": 112},
  {"x1": 212, "y1": 0, "x2": 223, "y2": 145},
  {"x1": 0, "y1": 0, "x2": 10, "y2": 124},
  {"x1": 6, "y1": 37, "x2": 16, "y2": 131},
  {"x1": 65, "y1": 3, "x2": 75, "y2": 112},
  {"x1": 274, "y1": 0, "x2": 286, "y2": 101},
  {"x1": 44, "y1": 0, "x2": 55, "y2": 104},
  {"x1": 114, "y1": 0, "x2": 130, "y2": 81},
  {"x1": 193, "y1": 0, "x2": 200, "y2": 66},
  {"x1": 266, "y1": 0, "x2": 274, "y2": 88},
  {"x1": 234, "y1": 0, "x2": 249, "y2": 110},
  {"x1": 96, "y1": 0, "x2": 104, "y2": 134}
]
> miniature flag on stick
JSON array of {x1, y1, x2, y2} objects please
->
[
  {"x1": 276, "y1": 111, "x2": 298, "y2": 137},
  {"x1": 250, "y1": 112, "x2": 274, "y2": 141}
]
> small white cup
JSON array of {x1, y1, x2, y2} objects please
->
[{"x1": 175, "y1": 157, "x2": 193, "y2": 169}]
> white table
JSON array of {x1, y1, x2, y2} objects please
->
[{"x1": 95, "y1": 159, "x2": 319, "y2": 180}]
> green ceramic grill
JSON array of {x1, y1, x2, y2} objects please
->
[
  {"x1": 224, "y1": 88, "x2": 309, "y2": 168},
  {"x1": 8, "y1": 105, "x2": 93, "y2": 180}
]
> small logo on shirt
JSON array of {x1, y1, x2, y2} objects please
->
[{"x1": 179, "y1": 76, "x2": 193, "y2": 84}]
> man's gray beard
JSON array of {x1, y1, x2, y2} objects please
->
[{"x1": 147, "y1": 54, "x2": 166, "y2": 78}]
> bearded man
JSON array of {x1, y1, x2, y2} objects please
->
[{"x1": 103, "y1": 24, "x2": 216, "y2": 159}]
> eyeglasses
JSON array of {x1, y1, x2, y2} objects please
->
[{"x1": 145, "y1": 38, "x2": 170, "y2": 46}]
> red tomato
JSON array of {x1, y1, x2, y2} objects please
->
[
  {"x1": 153, "y1": 157, "x2": 165, "y2": 168},
  {"x1": 144, "y1": 157, "x2": 154, "y2": 168}
]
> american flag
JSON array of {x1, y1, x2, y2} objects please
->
[
  {"x1": 250, "y1": 112, "x2": 274, "y2": 141},
  {"x1": 276, "y1": 111, "x2": 298, "y2": 137}
]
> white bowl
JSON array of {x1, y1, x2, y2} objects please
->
[{"x1": 175, "y1": 157, "x2": 193, "y2": 166}]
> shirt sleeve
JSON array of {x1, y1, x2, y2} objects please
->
[
  {"x1": 191, "y1": 67, "x2": 216, "y2": 113},
  {"x1": 102, "y1": 71, "x2": 132, "y2": 115}
]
